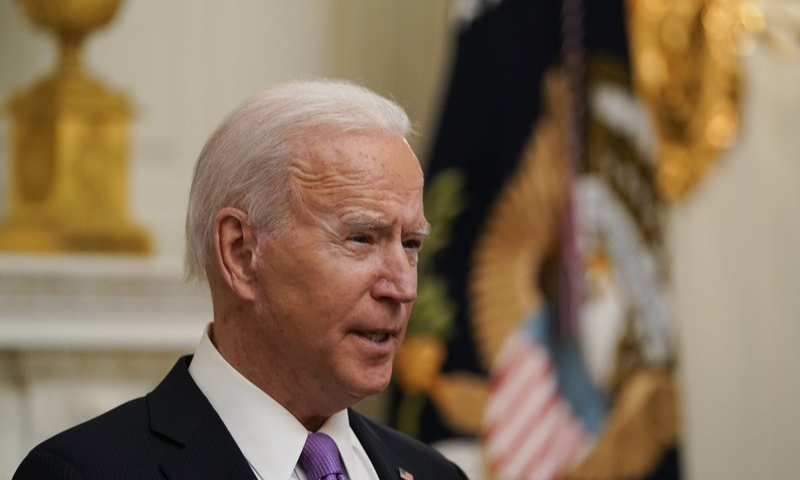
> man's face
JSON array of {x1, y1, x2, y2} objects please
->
[{"x1": 251, "y1": 130, "x2": 428, "y2": 415}]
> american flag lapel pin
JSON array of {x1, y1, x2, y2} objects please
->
[{"x1": 398, "y1": 467, "x2": 414, "y2": 480}]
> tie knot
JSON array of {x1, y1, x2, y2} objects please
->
[{"x1": 299, "y1": 432, "x2": 348, "y2": 480}]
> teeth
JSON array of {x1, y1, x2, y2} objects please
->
[{"x1": 364, "y1": 333, "x2": 388, "y2": 342}]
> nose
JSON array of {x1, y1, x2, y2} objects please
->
[{"x1": 372, "y1": 244, "x2": 418, "y2": 304}]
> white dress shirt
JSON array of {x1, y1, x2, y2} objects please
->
[{"x1": 189, "y1": 324, "x2": 380, "y2": 480}]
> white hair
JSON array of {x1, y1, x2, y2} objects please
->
[{"x1": 185, "y1": 79, "x2": 413, "y2": 280}]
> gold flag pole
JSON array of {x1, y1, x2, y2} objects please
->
[{"x1": 0, "y1": 0, "x2": 150, "y2": 253}]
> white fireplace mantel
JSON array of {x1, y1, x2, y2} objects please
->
[
  {"x1": 0, "y1": 254, "x2": 212, "y2": 478},
  {"x1": 0, "y1": 254, "x2": 211, "y2": 349}
]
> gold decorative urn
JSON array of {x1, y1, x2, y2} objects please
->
[{"x1": 0, "y1": 0, "x2": 151, "y2": 253}]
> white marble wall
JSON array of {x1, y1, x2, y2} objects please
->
[{"x1": 671, "y1": 45, "x2": 800, "y2": 480}]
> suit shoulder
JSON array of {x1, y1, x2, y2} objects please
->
[
  {"x1": 35, "y1": 396, "x2": 151, "y2": 452},
  {"x1": 15, "y1": 396, "x2": 174, "y2": 479}
]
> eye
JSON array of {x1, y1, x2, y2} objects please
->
[
  {"x1": 402, "y1": 238, "x2": 423, "y2": 251},
  {"x1": 348, "y1": 234, "x2": 372, "y2": 244}
]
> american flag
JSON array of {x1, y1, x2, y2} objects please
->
[{"x1": 484, "y1": 323, "x2": 592, "y2": 480}]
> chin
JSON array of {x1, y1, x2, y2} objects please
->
[{"x1": 346, "y1": 367, "x2": 393, "y2": 399}]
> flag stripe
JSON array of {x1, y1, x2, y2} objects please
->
[
  {"x1": 484, "y1": 343, "x2": 554, "y2": 443},
  {"x1": 524, "y1": 408, "x2": 577, "y2": 480},
  {"x1": 485, "y1": 346, "x2": 552, "y2": 430},
  {"x1": 501, "y1": 402, "x2": 566, "y2": 480},
  {"x1": 487, "y1": 388, "x2": 557, "y2": 468},
  {"x1": 484, "y1": 329, "x2": 593, "y2": 480}
]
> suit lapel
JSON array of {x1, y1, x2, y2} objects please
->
[
  {"x1": 147, "y1": 356, "x2": 257, "y2": 480},
  {"x1": 349, "y1": 409, "x2": 408, "y2": 480},
  {"x1": 159, "y1": 419, "x2": 257, "y2": 480}
]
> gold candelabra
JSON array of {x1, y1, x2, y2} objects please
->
[{"x1": 0, "y1": 0, "x2": 150, "y2": 253}]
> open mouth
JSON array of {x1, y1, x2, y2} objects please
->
[{"x1": 356, "y1": 331, "x2": 392, "y2": 343}]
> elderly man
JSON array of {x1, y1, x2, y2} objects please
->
[{"x1": 14, "y1": 80, "x2": 468, "y2": 480}]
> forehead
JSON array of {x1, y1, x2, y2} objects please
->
[
  {"x1": 287, "y1": 130, "x2": 426, "y2": 224},
  {"x1": 290, "y1": 131, "x2": 423, "y2": 190},
  {"x1": 298, "y1": 129, "x2": 419, "y2": 168}
]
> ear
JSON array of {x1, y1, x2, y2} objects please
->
[{"x1": 212, "y1": 207, "x2": 259, "y2": 301}]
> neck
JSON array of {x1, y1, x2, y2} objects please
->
[{"x1": 209, "y1": 319, "x2": 345, "y2": 432}]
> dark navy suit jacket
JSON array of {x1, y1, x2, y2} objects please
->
[{"x1": 13, "y1": 356, "x2": 468, "y2": 480}]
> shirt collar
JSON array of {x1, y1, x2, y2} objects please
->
[{"x1": 188, "y1": 324, "x2": 357, "y2": 480}]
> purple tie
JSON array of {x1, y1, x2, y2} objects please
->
[{"x1": 299, "y1": 432, "x2": 350, "y2": 480}]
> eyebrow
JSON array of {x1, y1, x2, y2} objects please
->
[
  {"x1": 414, "y1": 223, "x2": 433, "y2": 238},
  {"x1": 344, "y1": 215, "x2": 432, "y2": 238}
]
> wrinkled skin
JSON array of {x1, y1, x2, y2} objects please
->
[{"x1": 212, "y1": 130, "x2": 429, "y2": 430}]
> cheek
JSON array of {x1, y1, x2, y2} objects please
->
[{"x1": 260, "y1": 245, "x2": 382, "y2": 317}]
